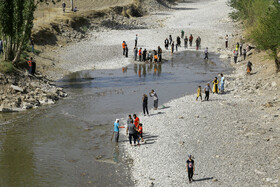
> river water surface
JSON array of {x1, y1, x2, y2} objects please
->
[{"x1": 0, "y1": 51, "x2": 231, "y2": 186}]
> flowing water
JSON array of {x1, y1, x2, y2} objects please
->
[{"x1": 0, "y1": 51, "x2": 231, "y2": 186}]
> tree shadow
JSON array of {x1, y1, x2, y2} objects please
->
[{"x1": 193, "y1": 177, "x2": 213, "y2": 182}]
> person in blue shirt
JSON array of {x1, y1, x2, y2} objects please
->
[{"x1": 113, "y1": 119, "x2": 124, "y2": 142}]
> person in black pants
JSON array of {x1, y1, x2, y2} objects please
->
[
  {"x1": 186, "y1": 155, "x2": 195, "y2": 183},
  {"x1": 142, "y1": 94, "x2": 149, "y2": 116},
  {"x1": 204, "y1": 83, "x2": 211, "y2": 101}
]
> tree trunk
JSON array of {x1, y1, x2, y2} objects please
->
[
  {"x1": 275, "y1": 58, "x2": 280, "y2": 73},
  {"x1": 12, "y1": 43, "x2": 22, "y2": 64}
]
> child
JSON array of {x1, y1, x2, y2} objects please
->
[
  {"x1": 138, "y1": 123, "x2": 144, "y2": 142},
  {"x1": 196, "y1": 86, "x2": 202, "y2": 101}
]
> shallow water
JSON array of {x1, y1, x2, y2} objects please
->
[{"x1": 0, "y1": 51, "x2": 231, "y2": 186}]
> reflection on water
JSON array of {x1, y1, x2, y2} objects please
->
[{"x1": 132, "y1": 63, "x2": 162, "y2": 77}]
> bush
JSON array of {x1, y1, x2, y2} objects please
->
[{"x1": 0, "y1": 61, "x2": 15, "y2": 73}]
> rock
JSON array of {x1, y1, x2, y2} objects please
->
[
  {"x1": 264, "y1": 102, "x2": 273, "y2": 108},
  {"x1": 212, "y1": 178, "x2": 218, "y2": 182},
  {"x1": 11, "y1": 85, "x2": 23, "y2": 92},
  {"x1": 271, "y1": 81, "x2": 277, "y2": 87},
  {"x1": 179, "y1": 116, "x2": 184, "y2": 119}
]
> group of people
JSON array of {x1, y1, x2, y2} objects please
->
[
  {"x1": 226, "y1": 35, "x2": 253, "y2": 74},
  {"x1": 113, "y1": 89, "x2": 159, "y2": 146},
  {"x1": 196, "y1": 74, "x2": 225, "y2": 101},
  {"x1": 62, "y1": 2, "x2": 78, "y2": 13},
  {"x1": 113, "y1": 114, "x2": 143, "y2": 146}
]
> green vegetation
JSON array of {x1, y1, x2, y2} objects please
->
[
  {"x1": 228, "y1": 0, "x2": 280, "y2": 72},
  {"x1": 0, "y1": 0, "x2": 57, "y2": 65},
  {"x1": 0, "y1": 61, "x2": 15, "y2": 73}
]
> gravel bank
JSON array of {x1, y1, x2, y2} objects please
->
[{"x1": 117, "y1": 0, "x2": 280, "y2": 186}]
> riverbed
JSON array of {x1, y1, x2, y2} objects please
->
[{"x1": 0, "y1": 51, "x2": 231, "y2": 186}]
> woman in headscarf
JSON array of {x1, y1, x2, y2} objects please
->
[{"x1": 212, "y1": 77, "x2": 219, "y2": 94}]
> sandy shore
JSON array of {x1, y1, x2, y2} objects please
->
[{"x1": 111, "y1": 0, "x2": 280, "y2": 186}]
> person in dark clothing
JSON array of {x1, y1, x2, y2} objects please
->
[
  {"x1": 125, "y1": 45, "x2": 128, "y2": 57},
  {"x1": 204, "y1": 47, "x2": 208, "y2": 60},
  {"x1": 169, "y1": 35, "x2": 172, "y2": 45},
  {"x1": 31, "y1": 60, "x2": 36, "y2": 75},
  {"x1": 204, "y1": 83, "x2": 211, "y2": 101},
  {"x1": 139, "y1": 48, "x2": 142, "y2": 61},
  {"x1": 186, "y1": 155, "x2": 195, "y2": 183},
  {"x1": 126, "y1": 115, "x2": 137, "y2": 146},
  {"x1": 195, "y1": 37, "x2": 199, "y2": 50},
  {"x1": 177, "y1": 36, "x2": 181, "y2": 47},
  {"x1": 27, "y1": 57, "x2": 33, "y2": 75},
  {"x1": 134, "y1": 47, "x2": 138, "y2": 61},
  {"x1": 243, "y1": 49, "x2": 246, "y2": 60},
  {"x1": 158, "y1": 46, "x2": 162, "y2": 62},
  {"x1": 142, "y1": 94, "x2": 149, "y2": 116},
  {"x1": 239, "y1": 43, "x2": 243, "y2": 56},
  {"x1": 184, "y1": 36, "x2": 188, "y2": 48},
  {"x1": 189, "y1": 34, "x2": 193, "y2": 47},
  {"x1": 62, "y1": 1, "x2": 66, "y2": 12},
  {"x1": 30, "y1": 38, "x2": 35, "y2": 53},
  {"x1": 164, "y1": 38, "x2": 169, "y2": 50},
  {"x1": 143, "y1": 49, "x2": 147, "y2": 62},
  {"x1": 171, "y1": 42, "x2": 175, "y2": 54},
  {"x1": 247, "y1": 61, "x2": 252, "y2": 75}
]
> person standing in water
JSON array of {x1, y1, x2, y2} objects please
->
[
  {"x1": 143, "y1": 94, "x2": 149, "y2": 116},
  {"x1": 213, "y1": 77, "x2": 219, "y2": 94},
  {"x1": 204, "y1": 83, "x2": 211, "y2": 101},
  {"x1": 134, "y1": 47, "x2": 138, "y2": 61},
  {"x1": 184, "y1": 36, "x2": 188, "y2": 48},
  {"x1": 204, "y1": 47, "x2": 208, "y2": 60},
  {"x1": 149, "y1": 89, "x2": 158, "y2": 110},
  {"x1": 143, "y1": 49, "x2": 147, "y2": 62},
  {"x1": 186, "y1": 155, "x2": 195, "y2": 183},
  {"x1": 196, "y1": 86, "x2": 202, "y2": 101},
  {"x1": 113, "y1": 119, "x2": 124, "y2": 142},
  {"x1": 195, "y1": 37, "x2": 199, "y2": 50},
  {"x1": 139, "y1": 48, "x2": 142, "y2": 61},
  {"x1": 177, "y1": 36, "x2": 181, "y2": 47}
]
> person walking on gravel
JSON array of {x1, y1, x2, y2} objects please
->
[
  {"x1": 126, "y1": 116, "x2": 137, "y2": 146},
  {"x1": 213, "y1": 77, "x2": 219, "y2": 94},
  {"x1": 204, "y1": 83, "x2": 211, "y2": 101},
  {"x1": 125, "y1": 44, "x2": 128, "y2": 58},
  {"x1": 186, "y1": 155, "x2": 195, "y2": 183},
  {"x1": 62, "y1": 1, "x2": 66, "y2": 12},
  {"x1": 181, "y1": 30, "x2": 185, "y2": 39},
  {"x1": 165, "y1": 38, "x2": 169, "y2": 50},
  {"x1": 220, "y1": 74, "x2": 225, "y2": 93},
  {"x1": 149, "y1": 89, "x2": 158, "y2": 110},
  {"x1": 139, "y1": 48, "x2": 142, "y2": 61},
  {"x1": 204, "y1": 47, "x2": 209, "y2": 60},
  {"x1": 135, "y1": 34, "x2": 138, "y2": 47},
  {"x1": 169, "y1": 35, "x2": 173, "y2": 45},
  {"x1": 196, "y1": 86, "x2": 202, "y2": 101}
]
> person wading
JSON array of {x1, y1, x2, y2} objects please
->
[
  {"x1": 149, "y1": 89, "x2": 158, "y2": 110},
  {"x1": 143, "y1": 94, "x2": 149, "y2": 116},
  {"x1": 125, "y1": 44, "x2": 128, "y2": 58},
  {"x1": 204, "y1": 47, "x2": 209, "y2": 60},
  {"x1": 113, "y1": 119, "x2": 124, "y2": 142},
  {"x1": 186, "y1": 155, "x2": 195, "y2": 183},
  {"x1": 139, "y1": 48, "x2": 142, "y2": 61}
]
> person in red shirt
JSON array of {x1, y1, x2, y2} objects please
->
[
  {"x1": 122, "y1": 41, "x2": 126, "y2": 55},
  {"x1": 133, "y1": 114, "x2": 139, "y2": 129},
  {"x1": 137, "y1": 123, "x2": 144, "y2": 142},
  {"x1": 138, "y1": 48, "x2": 142, "y2": 61}
]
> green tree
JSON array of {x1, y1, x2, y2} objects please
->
[
  {"x1": 251, "y1": 2, "x2": 280, "y2": 71},
  {"x1": 0, "y1": 0, "x2": 57, "y2": 64}
]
